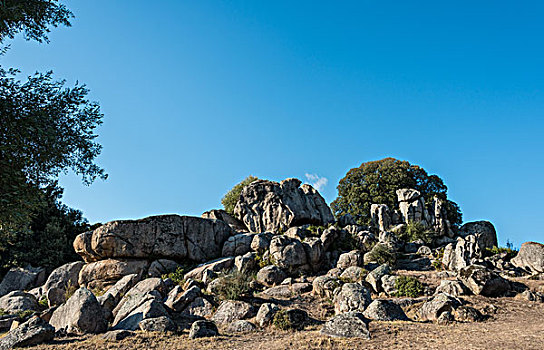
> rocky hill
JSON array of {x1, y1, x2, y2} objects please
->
[{"x1": 0, "y1": 177, "x2": 542, "y2": 349}]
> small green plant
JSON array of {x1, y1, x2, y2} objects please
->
[
  {"x1": 366, "y1": 243, "x2": 396, "y2": 266},
  {"x1": 254, "y1": 253, "x2": 271, "y2": 269},
  {"x1": 393, "y1": 275, "x2": 425, "y2": 297},
  {"x1": 0, "y1": 308, "x2": 7, "y2": 316},
  {"x1": 91, "y1": 287, "x2": 106, "y2": 297},
  {"x1": 162, "y1": 266, "x2": 187, "y2": 286},
  {"x1": 432, "y1": 247, "x2": 445, "y2": 271},
  {"x1": 213, "y1": 269, "x2": 254, "y2": 300},
  {"x1": 485, "y1": 246, "x2": 518, "y2": 260},
  {"x1": 64, "y1": 281, "x2": 77, "y2": 301},
  {"x1": 38, "y1": 296, "x2": 49, "y2": 308},
  {"x1": 306, "y1": 225, "x2": 326, "y2": 237},
  {"x1": 16, "y1": 310, "x2": 34, "y2": 320},
  {"x1": 272, "y1": 309, "x2": 292, "y2": 330},
  {"x1": 396, "y1": 221, "x2": 432, "y2": 243}
]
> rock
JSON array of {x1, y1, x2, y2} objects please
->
[
  {"x1": 336, "y1": 250, "x2": 364, "y2": 269},
  {"x1": 512, "y1": 242, "x2": 544, "y2": 273},
  {"x1": 102, "y1": 329, "x2": 135, "y2": 341},
  {"x1": 49, "y1": 287, "x2": 107, "y2": 334},
  {"x1": 320, "y1": 226, "x2": 341, "y2": 251},
  {"x1": 396, "y1": 189, "x2": 429, "y2": 225},
  {"x1": 138, "y1": 316, "x2": 177, "y2": 332},
  {"x1": 370, "y1": 204, "x2": 391, "y2": 232},
  {"x1": 337, "y1": 214, "x2": 356, "y2": 228},
  {"x1": 333, "y1": 283, "x2": 372, "y2": 314},
  {"x1": 453, "y1": 306, "x2": 484, "y2": 322},
  {"x1": 303, "y1": 237, "x2": 324, "y2": 269},
  {"x1": 442, "y1": 235, "x2": 481, "y2": 271},
  {"x1": 417, "y1": 246, "x2": 432, "y2": 256},
  {"x1": 184, "y1": 257, "x2": 234, "y2": 282},
  {"x1": 0, "y1": 266, "x2": 46, "y2": 298},
  {"x1": 97, "y1": 273, "x2": 140, "y2": 318},
  {"x1": 165, "y1": 285, "x2": 201, "y2": 313},
  {"x1": 256, "y1": 303, "x2": 279, "y2": 327},
  {"x1": 73, "y1": 214, "x2": 232, "y2": 263},
  {"x1": 269, "y1": 236, "x2": 309, "y2": 273},
  {"x1": 380, "y1": 275, "x2": 399, "y2": 296},
  {"x1": 222, "y1": 233, "x2": 254, "y2": 257},
  {"x1": 458, "y1": 265, "x2": 510, "y2": 297},
  {"x1": 211, "y1": 300, "x2": 255, "y2": 324},
  {"x1": 0, "y1": 316, "x2": 54, "y2": 349},
  {"x1": 320, "y1": 312, "x2": 370, "y2": 339},
  {"x1": 233, "y1": 178, "x2": 335, "y2": 233},
  {"x1": 147, "y1": 259, "x2": 180, "y2": 278},
  {"x1": 188, "y1": 320, "x2": 218, "y2": 339},
  {"x1": 256, "y1": 265, "x2": 287, "y2": 286},
  {"x1": 261, "y1": 285, "x2": 293, "y2": 299},
  {"x1": 250, "y1": 233, "x2": 273, "y2": 254},
  {"x1": 42, "y1": 262, "x2": 84, "y2": 306},
  {"x1": 436, "y1": 311, "x2": 454, "y2": 325},
  {"x1": 363, "y1": 300, "x2": 408, "y2": 321},
  {"x1": 340, "y1": 266, "x2": 367, "y2": 282},
  {"x1": 181, "y1": 297, "x2": 214, "y2": 317},
  {"x1": 0, "y1": 291, "x2": 38, "y2": 313},
  {"x1": 226, "y1": 320, "x2": 256, "y2": 333},
  {"x1": 78, "y1": 259, "x2": 149, "y2": 290},
  {"x1": 417, "y1": 293, "x2": 461, "y2": 322},
  {"x1": 435, "y1": 280, "x2": 469, "y2": 297},
  {"x1": 365, "y1": 264, "x2": 391, "y2": 293},
  {"x1": 279, "y1": 308, "x2": 308, "y2": 330},
  {"x1": 431, "y1": 196, "x2": 455, "y2": 237},
  {"x1": 459, "y1": 221, "x2": 498, "y2": 251},
  {"x1": 202, "y1": 209, "x2": 247, "y2": 232},
  {"x1": 235, "y1": 252, "x2": 257, "y2": 273},
  {"x1": 312, "y1": 275, "x2": 341, "y2": 299}
]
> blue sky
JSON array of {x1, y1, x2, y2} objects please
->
[{"x1": 2, "y1": 1, "x2": 543, "y2": 247}]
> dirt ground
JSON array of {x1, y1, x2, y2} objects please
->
[{"x1": 30, "y1": 295, "x2": 544, "y2": 350}]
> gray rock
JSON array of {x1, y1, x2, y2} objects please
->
[
  {"x1": 250, "y1": 233, "x2": 273, "y2": 254},
  {"x1": 320, "y1": 312, "x2": 370, "y2": 339},
  {"x1": 188, "y1": 320, "x2": 218, "y2": 339},
  {"x1": 113, "y1": 292, "x2": 168, "y2": 331},
  {"x1": 437, "y1": 310, "x2": 454, "y2": 325},
  {"x1": 363, "y1": 300, "x2": 408, "y2": 321},
  {"x1": 255, "y1": 303, "x2": 279, "y2": 327},
  {"x1": 42, "y1": 262, "x2": 84, "y2": 306},
  {"x1": 256, "y1": 265, "x2": 287, "y2": 286},
  {"x1": 73, "y1": 214, "x2": 232, "y2": 263},
  {"x1": 512, "y1": 242, "x2": 544, "y2": 273},
  {"x1": 222, "y1": 233, "x2": 255, "y2": 257},
  {"x1": 303, "y1": 237, "x2": 324, "y2": 269},
  {"x1": 0, "y1": 316, "x2": 54, "y2": 350},
  {"x1": 417, "y1": 246, "x2": 432, "y2": 256},
  {"x1": 459, "y1": 221, "x2": 498, "y2": 251},
  {"x1": 97, "y1": 273, "x2": 140, "y2": 320},
  {"x1": 312, "y1": 275, "x2": 341, "y2": 299},
  {"x1": 370, "y1": 204, "x2": 391, "y2": 232},
  {"x1": 78, "y1": 259, "x2": 149, "y2": 290},
  {"x1": 458, "y1": 265, "x2": 510, "y2": 297},
  {"x1": 336, "y1": 250, "x2": 363, "y2": 269},
  {"x1": 235, "y1": 252, "x2": 257, "y2": 273},
  {"x1": 165, "y1": 285, "x2": 201, "y2": 313},
  {"x1": 184, "y1": 257, "x2": 234, "y2": 282},
  {"x1": 226, "y1": 320, "x2": 256, "y2": 333},
  {"x1": 320, "y1": 227, "x2": 341, "y2": 251},
  {"x1": 49, "y1": 287, "x2": 107, "y2": 334},
  {"x1": 418, "y1": 293, "x2": 461, "y2": 322},
  {"x1": 138, "y1": 316, "x2": 177, "y2": 332},
  {"x1": 334, "y1": 283, "x2": 372, "y2": 314},
  {"x1": 435, "y1": 280, "x2": 469, "y2": 297},
  {"x1": 147, "y1": 259, "x2": 180, "y2": 278},
  {"x1": 0, "y1": 266, "x2": 46, "y2": 298},
  {"x1": 453, "y1": 305, "x2": 484, "y2": 322},
  {"x1": 233, "y1": 178, "x2": 334, "y2": 233},
  {"x1": 269, "y1": 236, "x2": 309, "y2": 273},
  {"x1": 261, "y1": 285, "x2": 293, "y2": 299},
  {"x1": 337, "y1": 214, "x2": 356, "y2": 228},
  {"x1": 181, "y1": 297, "x2": 214, "y2": 317},
  {"x1": 365, "y1": 264, "x2": 391, "y2": 293},
  {"x1": 396, "y1": 189, "x2": 429, "y2": 225},
  {"x1": 211, "y1": 300, "x2": 255, "y2": 324},
  {"x1": 340, "y1": 266, "x2": 367, "y2": 282},
  {"x1": 380, "y1": 275, "x2": 399, "y2": 296},
  {"x1": 442, "y1": 235, "x2": 481, "y2": 271},
  {"x1": 0, "y1": 291, "x2": 38, "y2": 313},
  {"x1": 202, "y1": 209, "x2": 247, "y2": 232}
]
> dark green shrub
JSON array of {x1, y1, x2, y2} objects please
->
[
  {"x1": 393, "y1": 275, "x2": 425, "y2": 297},
  {"x1": 331, "y1": 231, "x2": 358, "y2": 252},
  {"x1": 221, "y1": 176, "x2": 259, "y2": 214},
  {"x1": 432, "y1": 247, "x2": 445, "y2": 271},
  {"x1": 366, "y1": 243, "x2": 396, "y2": 266},
  {"x1": 402, "y1": 221, "x2": 432, "y2": 243},
  {"x1": 162, "y1": 266, "x2": 186, "y2": 286},
  {"x1": 306, "y1": 225, "x2": 326, "y2": 237},
  {"x1": 213, "y1": 270, "x2": 254, "y2": 300}
]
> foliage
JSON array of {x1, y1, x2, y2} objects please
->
[
  {"x1": 393, "y1": 275, "x2": 425, "y2": 297},
  {"x1": 485, "y1": 246, "x2": 518, "y2": 261},
  {"x1": 64, "y1": 280, "x2": 77, "y2": 301},
  {"x1": 331, "y1": 158, "x2": 462, "y2": 227},
  {"x1": 16, "y1": 309, "x2": 34, "y2": 320},
  {"x1": 38, "y1": 296, "x2": 48, "y2": 308},
  {"x1": 162, "y1": 266, "x2": 187, "y2": 286},
  {"x1": 432, "y1": 247, "x2": 445, "y2": 271},
  {"x1": 272, "y1": 309, "x2": 293, "y2": 330},
  {"x1": 213, "y1": 269, "x2": 254, "y2": 300},
  {"x1": 306, "y1": 225, "x2": 325, "y2": 237},
  {"x1": 221, "y1": 176, "x2": 259, "y2": 214},
  {"x1": 254, "y1": 253, "x2": 271, "y2": 269},
  {"x1": 330, "y1": 231, "x2": 358, "y2": 252},
  {"x1": 366, "y1": 243, "x2": 396, "y2": 266},
  {"x1": 395, "y1": 221, "x2": 432, "y2": 243}
]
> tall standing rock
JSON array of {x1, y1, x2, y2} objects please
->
[
  {"x1": 234, "y1": 178, "x2": 334, "y2": 233},
  {"x1": 370, "y1": 204, "x2": 391, "y2": 232},
  {"x1": 442, "y1": 235, "x2": 481, "y2": 271},
  {"x1": 512, "y1": 242, "x2": 544, "y2": 273},
  {"x1": 458, "y1": 221, "x2": 498, "y2": 251},
  {"x1": 396, "y1": 189, "x2": 430, "y2": 226}
]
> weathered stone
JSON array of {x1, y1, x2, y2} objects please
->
[
  {"x1": 279, "y1": 308, "x2": 308, "y2": 330},
  {"x1": 0, "y1": 291, "x2": 38, "y2": 314},
  {"x1": 222, "y1": 233, "x2": 254, "y2": 257},
  {"x1": 181, "y1": 297, "x2": 214, "y2": 317},
  {"x1": 363, "y1": 300, "x2": 408, "y2": 321},
  {"x1": 147, "y1": 259, "x2": 180, "y2": 278},
  {"x1": 234, "y1": 178, "x2": 334, "y2": 233},
  {"x1": 303, "y1": 237, "x2": 324, "y2": 269},
  {"x1": 432, "y1": 196, "x2": 455, "y2": 237},
  {"x1": 165, "y1": 285, "x2": 201, "y2": 313},
  {"x1": 334, "y1": 283, "x2": 372, "y2": 315},
  {"x1": 42, "y1": 262, "x2": 84, "y2": 306},
  {"x1": 256, "y1": 265, "x2": 287, "y2": 287},
  {"x1": 435, "y1": 280, "x2": 469, "y2": 297},
  {"x1": 370, "y1": 204, "x2": 391, "y2": 232},
  {"x1": 418, "y1": 293, "x2": 461, "y2": 322},
  {"x1": 396, "y1": 189, "x2": 429, "y2": 225},
  {"x1": 320, "y1": 227, "x2": 341, "y2": 251},
  {"x1": 381, "y1": 275, "x2": 399, "y2": 296},
  {"x1": 211, "y1": 300, "x2": 255, "y2": 324},
  {"x1": 188, "y1": 320, "x2": 218, "y2": 339},
  {"x1": 312, "y1": 275, "x2": 341, "y2": 299},
  {"x1": 250, "y1": 233, "x2": 273, "y2": 254},
  {"x1": 225, "y1": 320, "x2": 256, "y2": 333},
  {"x1": 340, "y1": 266, "x2": 367, "y2": 282},
  {"x1": 184, "y1": 257, "x2": 234, "y2": 282},
  {"x1": 453, "y1": 306, "x2": 484, "y2": 322},
  {"x1": 336, "y1": 250, "x2": 363, "y2": 269},
  {"x1": 459, "y1": 221, "x2": 498, "y2": 251},
  {"x1": 458, "y1": 265, "x2": 510, "y2": 297},
  {"x1": 320, "y1": 312, "x2": 370, "y2": 339},
  {"x1": 256, "y1": 303, "x2": 279, "y2": 327},
  {"x1": 97, "y1": 274, "x2": 140, "y2": 321},
  {"x1": 437, "y1": 310, "x2": 454, "y2": 325},
  {"x1": 442, "y1": 236, "x2": 481, "y2": 271},
  {"x1": 269, "y1": 236, "x2": 309, "y2": 273},
  {"x1": 202, "y1": 209, "x2": 247, "y2": 232},
  {"x1": 235, "y1": 252, "x2": 257, "y2": 273},
  {"x1": 0, "y1": 266, "x2": 46, "y2": 298},
  {"x1": 512, "y1": 242, "x2": 544, "y2": 273},
  {"x1": 365, "y1": 264, "x2": 391, "y2": 293},
  {"x1": 337, "y1": 214, "x2": 356, "y2": 228},
  {"x1": 78, "y1": 259, "x2": 149, "y2": 290},
  {"x1": 261, "y1": 285, "x2": 293, "y2": 299},
  {"x1": 0, "y1": 316, "x2": 54, "y2": 349},
  {"x1": 49, "y1": 287, "x2": 107, "y2": 334},
  {"x1": 138, "y1": 316, "x2": 177, "y2": 332},
  {"x1": 417, "y1": 246, "x2": 432, "y2": 256},
  {"x1": 73, "y1": 214, "x2": 232, "y2": 263}
]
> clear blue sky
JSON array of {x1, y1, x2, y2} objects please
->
[{"x1": 3, "y1": 1, "x2": 543, "y2": 247}]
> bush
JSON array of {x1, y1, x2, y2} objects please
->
[
  {"x1": 162, "y1": 266, "x2": 187, "y2": 286},
  {"x1": 221, "y1": 176, "x2": 259, "y2": 214},
  {"x1": 432, "y1": 247, "x2": 445, "y2": 271},
  {"x1": 397, "y1": 221, "x2": 432, "y2": 243},
  {"x1": 306, "y1": 225, "x2": 326, "y2": 237},
  {"x1": 213, "y1": 269, "x2": 254, "y2": 300},
  {"x1": 331, "y1": 231, "x2": 358, "y2": 252},
  {"x1": 254, "y1": 253, "x2": 271, "y2": 269},
  {"x1": 366, "y1": 243, "x2": 396, "y2": 266},
  {"x1": 64, "y1": 280, "x2": 77, "y2": 301},
  {"x1": 485, "y1": 246, "x2": 518, "y2": 260},
  {"x1": 393, "y1": 275, "x2": 425, "y2": 297},
  {"x1": 331, "y1": 158, "x2": 462, "y2": 227}
]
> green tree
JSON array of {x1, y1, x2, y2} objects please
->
[
  {"x1": 331, "y1": 158, "x2": 462, "y2": 227},
  {"x1": 221, "y1": 176, "x2": 259, "y2": 214}
]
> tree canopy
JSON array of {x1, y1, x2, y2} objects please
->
[
  {"x1": 222, "y1": 176, "x2": 259, "y2": 214},
  {"x1": 331, "y1": 158, "x2": 462, "y2": 227}
]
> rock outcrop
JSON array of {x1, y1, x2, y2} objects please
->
[
  {"x1": 0, "y1": 266, "x2": 46, "y2": 298},
  {"x1": 442, "y1": 235, "x2": 481, "y2": 271},
  {"x1": 458, "y1": 221, "x2": 498, "y2": 250},
  {"x1": 458, "y1": 265, "x2": 510, "y2": 297},
  {"x1": 234, "y1": 178, "x2": 334, "y2": 233},
  {"x1": 0, "y1": 316, "x2": 54, "y2": 349},
  {"x1": 512, "y1": 242, "x2": 544, "y2": 273},
  {"x1": 320, "y1": 312, "x2": 371, "y2": 339}
]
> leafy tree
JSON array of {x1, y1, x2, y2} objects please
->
[
  {"x1": 331, "y1": 158, "x2": 462, "y2": 227},
  {"x1": 221, "y1": 176, "x2": 259, "y2": 214}
]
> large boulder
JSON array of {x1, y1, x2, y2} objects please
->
[
  {"x1": 458, "y1": 221, "x2": 498, "y2": 250},
  {"x1": 333, "y1": 283, "x2": 372, "y2": 315},
  {"x1": 0, "y1": 291, "x2": 38, "y2": 313},
  {"x1": 202, "y1": 209, "x2": 247, "y2": 232},
  {"x1": 183, "y1": 257, "x2": 234, "y2": 281},
  {"x1": 255, "y1": 303, "x2": 279, "y2": 327},
  {"x1": 221, "y1": 233, "x2": 254, "y2": 257},
  {"x1": 49, "y1": 287, "x2": 108, "y2": 334},
  {"x1": 165, "y1": 286, "x2": 201, "y2": 313},
  {"x1": 73, "y1": 214, "x2": 232, "y2": 263},
  {"x1": 396, "y1": 189, "x2": 430, "y2": 225},
  {"x1": 442, "y1": 235, "x2": 481, "y2": 271},
  {"x1": 78, "y1": 259, "x2": 149, "y2": 290},
  {"x1": 0, "y1": 266, "x2": 46, "y2": 298},
  {"x1": 418, "y1": 293, "x2": 461, "y2": 322},
  {"x1": 0, "y1": 316, "x2": 54, "y2": 349},
  {"x1": 97, "y1": 274, "x2": 140, "y2": 320},
  {"x1": 211, "y1": 300, "x2": 255, "y2": 324},
  {"x1": 188, "y1": 320, "x2": 218, "y2": 339},
  {"x1": 269, "y1": 236, "x2": 309, "y2": 273},
  {"x1": 370, "y1": 204, "x2": 391, "y2": 232},
  {"x1": 233, "y1": 178, "x2": 334, "y2": 233},
  {"x1": 363, "y1": 299, "x2": 408, "y2": 321},
  {"x1": 256, "y1": 265, "x2": 287, "y2": 287},
  {"x1": 320, "y1": 312, "x2": 371, "y2": 339},
  {"x1": 42, "y1": 262, "x2": 84, "y2": 306},
  {"x1": 147, "y1": 259, "x2": 180, "y2": 278},
  {"x1": 312, "y1": 275, "x2": 341, "y2": 299},
  {"x1": 434, "y1": 280, "x2": 469, "y2": 297},
  {"x1": 512, "y1": 242, "x2": 544, "y2": 273},
  {"x1": 458, "y1": 265, "x2": 510, "y2": 297}
]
